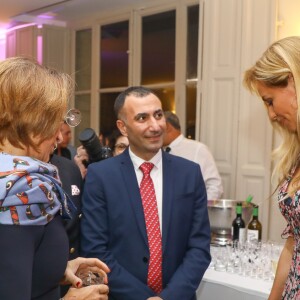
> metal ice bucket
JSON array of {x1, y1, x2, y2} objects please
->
[{"x1": 208, "y1": 199, "x2": 253, "y2": 245}]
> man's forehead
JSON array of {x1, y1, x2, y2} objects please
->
[{"x1": 124, "y1": 94, "x2": 162, "y2": 111}]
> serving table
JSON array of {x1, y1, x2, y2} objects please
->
[{"x1": 197, "y1": 268, "x2": 272, "y2": 300}]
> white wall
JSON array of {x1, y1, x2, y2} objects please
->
[{"x1": 277, "y1": 0, "x2": 300, "y2": 38}]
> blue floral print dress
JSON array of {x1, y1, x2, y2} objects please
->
[{"x1": 278, "y1": 162, "x2": 300, "y2": 299}]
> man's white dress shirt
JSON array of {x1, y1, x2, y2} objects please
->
[{"x1": 129, "y1": 148, "x2": 163, "y2": 233}]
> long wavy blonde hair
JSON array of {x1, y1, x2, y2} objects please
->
[{"x1": 243, "y1": 36, "x2": 300, "y2": 192}]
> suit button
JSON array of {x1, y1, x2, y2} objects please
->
[
  {"x1": 143, "y1": 257, "x2": 148, "y2": 263},
  {"x1": 70, "y1": 248, "x2": 75, "y2": 254},
  {"x1": 78, "y1": 214, "x2": 82, "y2": 219}
]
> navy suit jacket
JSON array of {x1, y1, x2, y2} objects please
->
[
  {"x1": 81, "y1": 149, "x2": 211, "y2": 300},
  {"x1": 50, "y1": 154, "x2": 83, "y2": 259}
]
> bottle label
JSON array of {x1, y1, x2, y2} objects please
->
[
  {"x1": 239, "y1": 228, "x2": 246, "y2": 243},
  {"x1": 247, "y1": 229, "x2": 259, "y2": 242}
]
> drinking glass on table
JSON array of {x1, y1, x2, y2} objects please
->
[
  {"x1": 270, "y1": 241, "x2": 283, "y2": 277},
  {"x1": 214, "y1": 246, "x2": 228, "y2": 272}
]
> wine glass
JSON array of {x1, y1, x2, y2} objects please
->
[{"x1": 77, "y1": 270, "x2": 104, "y2": 286}]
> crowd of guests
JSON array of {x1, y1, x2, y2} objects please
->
[
  {"x1": 0, "y1": 57, "x2": 214, "y2": 300},
  {"x1": 2, "y1": 34, "x2": 300, "y2": 300}
]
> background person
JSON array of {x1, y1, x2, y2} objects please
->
[
  {"x1": 163, "y1": 111, "x2": 223, "y2": 200},
  {"x1": 99, "y1": 130, "x2": 110, "y2": 146},
  {"x1": 243, "y1": 36, "x2": 300, "y2": 300},
  {"x1": 108, "y1": 129, "x2": 129, "y2": 156},
  {"x1": 80, "y1": 86, "x2": 211, "y2": 300},
  {"x1": 50, "y1": 153, "x2": 83, "y2": 298},
  {"x1": 0, "y1": 56, "x2": 109, "y2": 300},
  {"x1": 74, "y1": 129, "x2": 128, "y2": 178},
  {"x1": 54, "y1": 121, "x2": 74, "y2": 159}
]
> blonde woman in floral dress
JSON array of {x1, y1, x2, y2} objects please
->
[{"x1": 244, "y1": 36, "x2": 300, "y2": 300}]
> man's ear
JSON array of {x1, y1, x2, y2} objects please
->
[
  {"x1": 116, "y1": 119, "x2": 128, "y2": 137},
  {"x1": 165, "y1": 122, "x2": 172, "y2": 133}
]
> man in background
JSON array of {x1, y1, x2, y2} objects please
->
[
  {"x1": 50, "y1": 153, "x2": 83, "y2": 297},
  {"x1": 54, "y1": 121, "x2": 76, "y2": 159},
  {"x1": 163, "y1": 111, "x2": 223, "y2": 200}
]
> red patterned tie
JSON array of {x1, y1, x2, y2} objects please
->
[{"x1": 139, "y1": 162, "x2": 163, "y2": 294}]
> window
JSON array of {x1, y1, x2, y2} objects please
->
[
  {"x1": 74, "y1": 28, "x2": 92, "y2": 144},
  {"x1": 141, "y1": 10, "x2": 176, "y2": 84},
  {"x1": 74, "y1": 1, "x2": 200, "y2": 141},
  {"x1": 100, "y1": 21, "x2": 129, "y2": 88},
  {"x1": 186, "y1": 5, "x2": 199, "y2": 139}
]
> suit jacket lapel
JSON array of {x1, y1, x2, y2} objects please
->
[
  {"x1": 161, "y1": 152, "x2": 173, "y2": 253},
  {"x1": 119, "y1": 150, "x2": 148, "y2": 246}
]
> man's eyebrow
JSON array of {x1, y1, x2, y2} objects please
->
[{"x1": 134, "y1": 112, "x2": 148, "y2": 120}]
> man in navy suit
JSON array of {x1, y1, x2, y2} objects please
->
[{"x1": 81, "y1": 86, "x2": 211, "y2": 300}]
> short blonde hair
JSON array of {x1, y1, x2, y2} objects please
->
[
  {"x1": 243, "y1": 36, "x2": 300, "y2": 188},
  {"x1": 0, "y1": 57, "x2": 74, "y2": 151}
]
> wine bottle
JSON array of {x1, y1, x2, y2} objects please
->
[
  {"x1": 247, "y1": 205, "x2": 262, "y2": 242},
  {"x1": 231, "y1": 202, "x2": 246, "y2": 243}
]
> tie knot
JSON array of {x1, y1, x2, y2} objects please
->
[{"x1": 139, "y1": 162, "x2": 154, "y2": 175}]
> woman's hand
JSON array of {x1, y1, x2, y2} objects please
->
[
  {"x1": 64, "y1": 285, "x2": 109, "y2": 300},
  {"x1": 61, "y1": 257, "x2": 110, "y2": 288}
]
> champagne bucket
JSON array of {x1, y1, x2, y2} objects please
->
[{"x1": 208, "y1": 199, "x2": 253, "y2": 245}]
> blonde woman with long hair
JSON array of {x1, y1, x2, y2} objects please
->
[{"x1": 244, "y1": 36, "x2": 300, "y2": 300}]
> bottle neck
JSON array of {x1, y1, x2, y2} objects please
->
[
  {"x1": 252, "y1": 206, "x2": 259, "y2": 218},
  {"x1": 236, "y1": 204, "x2": 242, "y2": 215}
]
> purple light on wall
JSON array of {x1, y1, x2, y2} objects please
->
[
  {"x1": 37, "y1": 35, "x2": 43, "y2": 64},
  {"x1": 0, "y1": 29, "x2": 6, "y2": 60}
]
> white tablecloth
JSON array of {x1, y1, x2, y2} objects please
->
[{"x1": 197, "y1": 268, "x2": 273, "y2": 300}]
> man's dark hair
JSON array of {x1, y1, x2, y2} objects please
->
[
  {"x1": 164, "y1": 111, "x2": 181, "y2": 131},
  {"x1": 114, "y1": 86, "x2": 157, "y2": 119}
]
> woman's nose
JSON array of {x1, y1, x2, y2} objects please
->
[{"x1": 267, "y1": 106, "x2": 277, "y2": 120}]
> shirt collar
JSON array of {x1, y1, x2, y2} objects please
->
[
  {"x1": 168, "y1": 134, "x2": 184, "y2": 148},
  {"x1": 129, "y1": 147, "x2": 162, "y2": 171}
]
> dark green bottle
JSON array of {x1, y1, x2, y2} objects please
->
[{"x1": 231, "y1": 202, "x2": 246, "y2": 243}]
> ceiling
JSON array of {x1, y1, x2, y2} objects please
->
[{"x1": 0, "y1": 0, "x2": 155, "y2": 29}]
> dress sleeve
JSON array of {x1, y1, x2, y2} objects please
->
[{"x1": 281, "y1": 223, "x2": 293, "y2": 239}]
